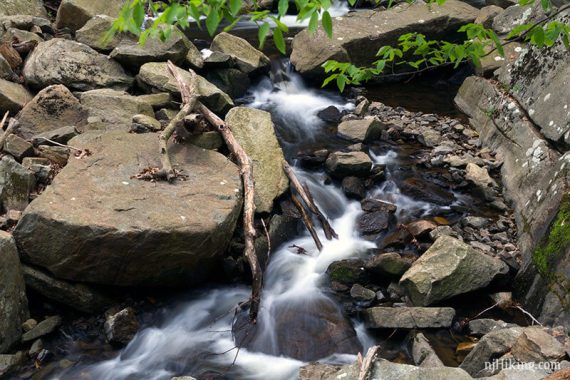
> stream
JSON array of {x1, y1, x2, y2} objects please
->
[{"x1": 35, "y1": 61, "x2": 509, "y2": 380}]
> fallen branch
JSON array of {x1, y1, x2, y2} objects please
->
[
  {"x1": 165, "y1": 61, "x2": 262, "y2": 323},
  {"x1": 291, "y1": 193, "x2": 323, "y2": 251},
  {"x1": 282, "y1": 160, "x2": 338, "y2": 243},
  {"x1": 358, "y1": 345, "x2": 381, "y2": 380}
]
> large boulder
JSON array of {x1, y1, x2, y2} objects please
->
[
  {"x1": 75, "y1": 15, "x2": 125, "y2": 52},
  {"x1": 136, "y1": 62, "x2": 233, "y2": 115},
  {"x1": 23, "y1": 39, "x2": 133, "y2": 92},
  {"x1": 0, "y1": 78, "x2": 32, "y2": 114},
  {"x1": 363, "y1": 307, "x2": 456, "y2": 329},
  {"x1": 13, "y1": 132, "x2": 243, "y2": 287},
  {"x1": 225, "y1": 107, "x2": 288, "y2": 213},
  {"x1": 55, "y1": 0, "x2": 125, "y2": 32},
  {"x1": 0, "y1": 0, "x2": 47, "y2": 17},
  {"x1": 78, "y1": 89, "x2": 155, "y2": 131},
  {"x1": 16, "y1": 85, "x2": 89, "y2": 140},
  {"x1": 210, "y1": 32, "x2": 270, "y2": 74},
  {"x1": 400, "y1": 236, "x2": 509, "y2": 306},
  {"x1": 290, "y1": 0, "x2": 478, "y2": 77},
  {"x1": 0, "y1": 231, "x2": 29, "y2": 353}
]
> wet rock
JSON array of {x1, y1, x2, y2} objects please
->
[
  {"x1": 171, "y1": 377, "x2": 197, "y2": 380},
  {"x1": 511, "y1": 327, "x2": 566, "y2": 363},
  {"x1": 23, "y1": 39, "x2": 133, "y2": 91},
  {"x1": 469, "y1": 319, "x2": 517, "y2": 336},
  {"x1": 0, "y1": 231, "x2": 28, "y2": 353},
  {"x1": 460, "y1": 327, "x2": 524, "y2": 377},
  {"x1": 326, "y1": 259, "x2": 367, "y2": 286},
  {"x1": 3, "y1": 134, "x2": 34, "y2": 160},
  {"x1": 104, "y1": 307, "x2": 139, "y2": 346},
  {"x1": 412, "y1": 332, "x2": 445, "y2": 367},
  {"x1": 55, "y1": 0, "x2": 125, "y2": 32},
  {"x1": 297, "y1": 149, "x2": 330, "y2": 168},
  {"x1": 0, "y1": 352, "x2": 26, "y2": 376},
  {"x1": 75, "y1": 15, "x2": 123, "y2": 52},
  {"x1": 365, "y1": 252, "x2": 411, "y2": 279},
  {"x1": 407, "y1": 220, "x2": 438, "y2": 238},
  {"x1": 400, "y1": 236, "x2": 509, "y2": 306},
  {"x1": 22, "y1": 265, "x2": 114, "y2": 314},
  {"x1": 350, "y1": 284, "x2": 376, "y2": 306},
  {"x1": 363, "y1": 306, "x2": 456, "y2": 329},
  {"x1": 342, "y1": 176, "x2": 366, "y2": 199},
  {"x1": 290, "y1": 0, "x2": 478, "y2": 77},
  {"x1": 225, "y1": 107, "x2": 288, "y2": 213},
  {"x1": 16, "y1": 85, "x2": 88, "y2": 140},
  {"x1": 361, "y1": 198, "x2": 397, "y2": 213},
  {"x1": 325, "y1": 151, "x2": 372, "y2": 178},
  {"x1": 357, "y1": 210, "x2": 393, "y2": 235},
  {"x1": 22, "y1": 316, "x2": 61, "y2": 342},
  {"x1": 0, "y1": 79, "x2": 32, "y2": 114},
  {"x1": 210, "y1": 32, "x2": 270, "y2": 74},
  {"x1": 337, "y1": 118, "x2": 384, "y2": 142},
  {"x1": 399, "y1": 177, "x2": 455, "y2": 206},
  {"x1": 79, "y1": 89, "x2": 155, "y2": 132},
  {"x1": 137, "y1": 62, "x2": 233, "y2": 115},
  {"x1": 0, "y1": 156, "x2": 35, "y2": 212},
  {"x1": 0, "y1": 0, "x2": 46, "y2": 17},
  {"x1": 317, "y1": 106, "x2": 342, "y2": 123},
  {"x1": 28, "y1": 338, "x2": 43, "y2": 357},
  {"x1": 14, "y1": 132, "x2": 242, "y2": 287}
]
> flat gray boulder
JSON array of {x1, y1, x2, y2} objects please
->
[
  {"x1": 363, "y1": 306, "x2": 456, "y2": 329},
  {"x1": 55, "y1": 0, "x2": 125, "y2": 32},
  {"x1": 0, "y1": 0, "x2": 47, "y2": 17},
  {"x1": 400, "y1": 235, "x2": 509, "y2": 306},
  {"x1": 14, "y1": 131, "x2": 243, "y2": 287},
  {"x1": 210, "y1": 32, "x2": 270, "y2": 74}
]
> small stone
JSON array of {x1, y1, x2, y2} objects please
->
[
  {"x1": 59, "y1": 359, "x2": 75, "y2": 369},
  {"x1": 3, "y1": 134, "x2": 34, "y2": 160},
  {"x1": 326, "y1": 151, "x2": 372, "y2": 178},
  {"x1": 21, "y1": 319, "x2": 37, "y2": 332},
  {"x1": 412, "y1": 332, "x2": 445, "y2": 367},
  {"x1": 22, "y1": 316, "x2": 61, "y2": 342},
  {"x1": 354, "y1": 99, "x2": 370, "y2": 116},
  {"x1": 350, "y1": 284, "x2": 376, "y2": 306},
  {"x1": 342, "y1": 176, "x2": 366, "y2": 199},
  {"x1": 21, "y1": 157, "x2": 51, "y2": 183},
  {"x1": 365, "y1": 252, "x2": 411, "y2": 278},
  {"x1": 470, "y1": 241, "x2": 493, "y2": 253},
  {"x1": 317, "y1": 106, "x2": 342, "y2": 123},
  {"x1": 407, "y1": 220, "x2": 437, "y2": 237},
  {"x1": 28, "y1": 339, "x2": 43, "y2": 357},
  {"x1": 188, "y1": 131, "x2": 224, "y2": 150},
  {"x1": 337, "y1": 118, "x2": 383, "y2": 142},
  {"x1": 429, "y1": 226, "x2": 457, "y2": 240},
  {"x1": 36, "y1": 145, "x2": 70, "y2": 166},
  {"x1": 131, "y1": 114, "x2": 162, "y2": 133},
  {"x1": 104, "y1": 307, "x2": 140, "y2": 346},
  {"x1": 0, "y1": 352, "x2": 25, "y2": 374},
  {"x1": 462, "y1": 216, "x2": 490, "y2": 229}
]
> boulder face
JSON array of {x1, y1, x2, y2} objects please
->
[
  {"x1": 13, "y1": 131, "x2": 243, "y2": 287},
  {"x1": 290, "y1": 0, "x2": 478, "y2": 77},
  {"x1": 0, "y1": 156, "x2": 35, "y2": 212},
  {"x1": 210, "y1": 32, "x2": 270, "y2": 74},
  {"x1": 0, "y1": 0, "x2": 47, "y2": 17},
  {"x1": 16, "y1": 85, "x2": 89, "y2": 140},
  {"x1": 0, "y1": 78, "x2": 32, "y2": 114},
  {"x1": 75, "y1": 15, "x2": 124, "y2": 52},
  {"x1": 23, "y1": 39, "x2": 133, "y2": 92},
  {"x1": 400, "y1": 236, "x2": 509, "y2": 306},
  {"x1": 0, "y1": 231, "x2": 29, "y2": 354},
  {"x1": 225, "y1": 107, "x2": 289, "y2": 213},
  {"x1": 55, "y1": 0, "x2": 125, "y2": 32}
]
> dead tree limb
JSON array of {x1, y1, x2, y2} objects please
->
[
  {"x1": 166, "y1": 61, "x2": 262, "y2": 323},
  {"x1": 291, "y1": 193, "x2": 323, "y2": 251},
  {"x1": 282, "y1": 160, "x2": 338, "y2": 242}
]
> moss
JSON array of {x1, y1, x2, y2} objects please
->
[{"x1": 533, "y1": 194, "x2": 570, "y2": 308}]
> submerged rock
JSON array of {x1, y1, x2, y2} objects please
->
[
  {"x1": 400, "y1": 236, "x2": 509, "y2": 306},
  {"x1": 14, "y1": 132, "x2": 242, "y2": 287}
]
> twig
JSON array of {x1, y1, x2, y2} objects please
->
[
  {"x1": 291, "y1": 193, "x2": 323, "y2": 251},
  {"x1": 470, "y1": 302, "x2": 499, "y2": 320},
  {"x1": 515, "y1": 305, "x2": 543, "y2": 326},
  {"x1": 34, "y1": 137, "x2": 83, "y2": 152},
  {"x1": 261, "y1": 218, "x2": 271, "y2": 270},
  {"x1": 358, "y1": 345, "x2": 381, "y2": 380}
]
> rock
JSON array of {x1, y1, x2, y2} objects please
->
[
  {"x1": 354, "y1": 99, "x2": 370, "y2": 116},
  {"x1": 0, "y1": 0, "x2": 47, "y2": 17},
  {"x1": 0, "y1": 156, "x2": 35, "y2": 212},
  {"x1": 326, "y1": 151, "x2": 372, "y2": 178},
  {"x1": 0, "y1": 56, "x2": 16, "y2": 81},
  {"x1": 23, "y1": 39, "x2": 133, "y2": 91},
  {"x1": 350, "y1": 284, "x2": 376, "y2": 305},
  {"x1": 0, "y1": 352, "x2": 25, "y2": 376},
  {"x1": 55, "y1": 0, "x2": 125, "y2": 32},
  {"x1": 475, "y1": 5, "x2": 503, "y2": 28},
  {"x1": 407, "y1": 220, "x2": 437, "y2": 237},
  {"x1": 21, "y1": 316, "x2": 61, "y2": 342},
  {"x1": 477, "y1": 41, "x2": 523, "y2": 77},
  {"x1": 3, "y1": 134, "x2": 34, "y2": 160},
  {"x1": 206, "y1": 68, "x2": 250, "y2": 99},
  {"x1": 188, "y1": 132, "x2": 224, "y2": 150},
  {"x1": 466, "y1": 163, "x2": 497, "y2": 189},
  {"x1": 104, "y1": 307, "x2": 139, "y2": 346},
  {"x1": 342, "y1": 176, "x2": 365, "y2": 199},
  {"x1": 400, "y1": 236, "x2": 509, "y2": 306},
  {"x1": 482, "y1": 367, "x2": 551, "y2": 380},
  {"x1": 110, "y1": 28, "x2": 196, "y2": 70},
  {"x1": 430, "y1": 225, "x2": 459, "y2": 240},
  {"x1": 32, "y1": 126, "x2": 79, "y2": 146},
  {"x1": 171, "y1": 377, "x2": 197, "y2": 380},
  {"x1": 357, "y1": 210, "x2": 393, "y2": 235},
  {"x1": 511, "y1": 327, "x2": 566, "y2": 363},
  {"x1": 469, "y1": 319, "x2": 516, "y2": 336},
  {"x1": 28, "y1": 338, "x2": 43, "y2": 357},
  {"x1": 16, "y1": 85, "x2": 88, "y2": 140},
  {"x1": 460, "y1": 327, "x2": 524, "y2": 377},
  {"x1": 290, "y1": 0, "x2": 478, "y2": 77},
  {"x1": 365, "y1": 252, "x2": 411, "y2": 279},
  {"x1": 75, "y1": 15, "x2": 124, "y2": 51},
  {"x1": 137, "y1": 93, "x2": 173, "y2": 109},
  {"x1": 399, "y1": 177, "x2": 456, "y2": 206},
  {"x1": 21, "y1": 319, "x2": 37, "y2": 333},
  {"x1": 326, "y1": 259, "x2": 367, "y2": 286},
  {"x1": 369, "y1": 359, "x2": 473, "y2": 380},
  {"x1": 0, "y1": 231, "x2": 28, "y2": 353},
  {"x1": 492, "y1": 3, "x2": 545, "y2": 35},
  {"x1": 317, "y1": 106, "x2": 342, "y2": 123},
  {"x1": 79, "y1": 89, "x2": 155, "y2": 132},
  {"x1": 0, "y1": 78, "x2": 32, "y2": 114},
  {"x1": 299, "y1": 363, "x2": 358, "y2": 380},
  {"x1": 337, "y1": 118, "x2": 384, "y2": 142},
  {"x1": 131, "y1": 114, "x2": 161, "y2": 133},
  {"x1": 225, "y1": 107, "x2": 288, "y2": 213},
  {"x1": 22, "y1": 265, "x2": 114, "y2": 313},
  {"x1": 419, "y1": 129, "x2": 443, "y2": 148},
  {"x1": 486, "y1": 0, "x2": 517, "y2": 7},
  {"x1": 363, "y1": 306, "x2": 456, "y2": 329},
  {"x1": 412, "y1": 332, "x2": 445, "y2": 367},
  {"x1": 210, "y1": 32, "x2": 270, "y2": 74},
  {"x1": 361, "y1": 198, "x2": 397, "y2": 213},
  {"x1": 4, "y1": 27, "x2": 43, "y2": 45},
  {"x1": 14, "y1": 132, "x2": 242, "y2": 287},
  {"x1": 36, "y1": 145, "x2": 69, "y2": 166},
  {"x1": 137, "y1": 62, "x2": 233, "y2": 115}
]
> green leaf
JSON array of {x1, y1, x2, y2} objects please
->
[
  {"x1": 322, "y1": 10, "x2": 333, "y2": 38},
  {"x1": 229, "y1": 0, "x2": 242, "y2": 16},
  {"x1": 540, "y1": 0, "x2": 550, "y2": 11},
  {"x1": 278, "y1": 0, "x2": 289, "y2": 17},
  {"x1": 258, "y1": 22, "x2": 270, "y2": 49},
  {"x1": 531, "y1": 27, "x2": 545, "y2": 47},
  {"x1": 273, "y1": 27, "x2": 286, "y2": 54},
  {"x1": 132, "y1": 1, "x2": 145, "y2": 29},
  {"x1": 223, "y1": 16, "x2": 242, "y2": 32},
  {"x1": 206, "y1": 8, "x2": 221, "y2": 35},
  {"x1": 336, "y1": 74, "x2": 346, "y2": 92},
  {"x1": 487, "y1": 30, "x2": 504, "y2": 56},
  {"x1": 347, "y1": 0, "x2": 357, "y2": 6},
  {"x1": 322, "y1": 73, "x2": 338, "y2": 87},
  {"x1": 308, "y1": 10, "x2": 319, "y2": 33}
]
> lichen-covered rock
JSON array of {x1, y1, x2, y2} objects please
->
[
  {"x1": 0, "y1": 0, "x2": 47, "y2": 17},
  {"x1": 0, "y1": 78, "x2": 32, "y2": 114},
  {"x1": 210, "y1": 32, "x2": 270, "y2": 74},
  {"x1": 400, "y1": 236, "x2": 509, "y2": 306},
  {"x1": 225, "y1": 107, "x2": 288, "y2": 213},
  {"x1": 23, "y1": 39, "x2": 133, "y2": 91},
  {"x1": 0, "y1": 231, "x2": 29, "y2": 353},
  {"x1": 55, "y1": 0, "x2": 125, "y2": 32},
  {"x1": 13, "y1": 131, "x2": 242, "y2": 287}
]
